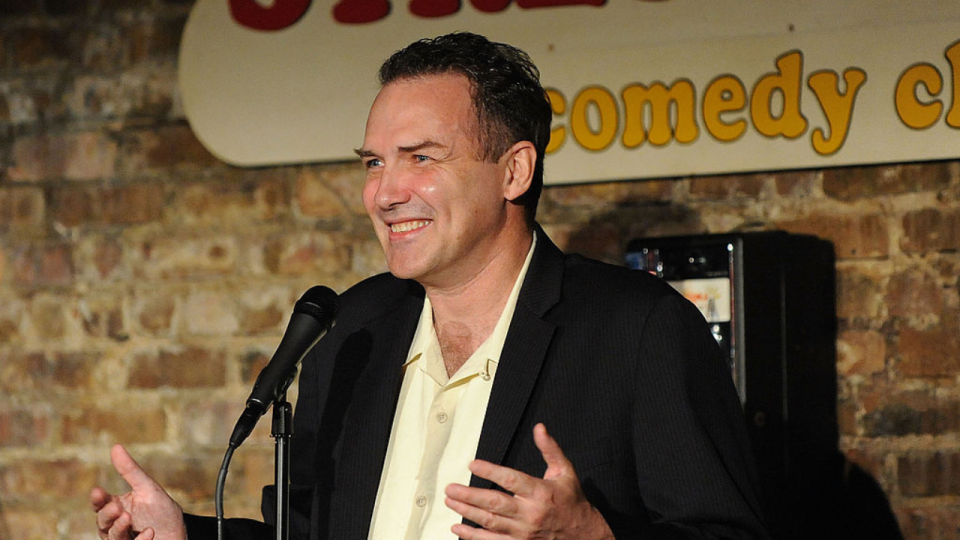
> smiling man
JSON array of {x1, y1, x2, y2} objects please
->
[{"x1": 91, "y1": 33, "x2": 769, "y2": 540}]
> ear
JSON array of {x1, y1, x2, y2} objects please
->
[{"x1": 500, "y1": 141, "x2": 537, "y2": 203}]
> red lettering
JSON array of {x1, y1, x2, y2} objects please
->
[
  {"x1": 469, "y1": 0, "x2": 511, "y2": 12},
  {"x1": 410, "y1": 0, "x2": 459, "y2": 18},
  {"x1": 333, "y1": 0, "x2": 606, "y2": 23},
  {"x1": 516, "y1": 0, "x2": 605, "y2": 8},
  {"x1": 229, "y1": 0, "x2": 312, "y2": 31},
  {"x1": 333, "y1": 0, "x2": 391, "y2": 23}
]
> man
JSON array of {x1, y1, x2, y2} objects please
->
[{"x1": 92, "y1": 32, "x2": 769, "y2": 540}]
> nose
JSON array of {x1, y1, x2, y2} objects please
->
[{"x1": 373, "y1": 164, "x2": 411, "y2": 210}]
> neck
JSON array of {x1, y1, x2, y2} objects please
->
[{"x1": 426, "y1": 226, "x2": 534, "y2": 373}]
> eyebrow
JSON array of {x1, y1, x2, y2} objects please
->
[{"x1": 353, "y1": 140, "x2": 447, "y2": 158}]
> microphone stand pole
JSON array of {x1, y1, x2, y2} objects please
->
[{"x1": 272, "y1": 391, "x2": 293, "y2": 540}]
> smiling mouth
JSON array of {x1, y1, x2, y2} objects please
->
[{"x1": 390, "y1": 220, "x2": 431, "y2": 233}]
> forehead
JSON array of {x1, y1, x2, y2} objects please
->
[{"x1": 363, "y1": 74, "x2": 478, "y2": 147}]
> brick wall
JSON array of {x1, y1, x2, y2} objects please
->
[{"x1": 1, "y1": 2, "x2": 958, "y2": 539}]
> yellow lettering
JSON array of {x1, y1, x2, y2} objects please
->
[
  {"x1": 545, "y1": 89, "x2": 566, "y2": 154},
  {"x1": 751, "y1": 51, "x2": 808, "y2": 139},
  {"x1": 702, "y1": 75, "x2": 747, "y2": 142},
  {"x1": 621, "y1": 79, "x2": 698, "y2": 147},
  {"x1": 895, "y1": 63, "x2": 943, "y2": 129},
  {"x1": 946, "y1": 39, "x2": 960, "y2": 128},
  {"x1": 807, "y1": 68, "x2": 867, "y2": 156},
  {"x1": 570, "y1": 86, "x2": 618, "y2": 151}
]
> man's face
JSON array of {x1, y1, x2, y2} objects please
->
[{"x1": 359, "y1": 74, "x2": 514, "y2": 288}]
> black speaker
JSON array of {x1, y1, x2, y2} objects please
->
[{"x1": 626, "y1": 231, "x2": 837, "y2": 540}]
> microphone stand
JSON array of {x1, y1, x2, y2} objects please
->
[{"x1": 272, "y1": 391, "x2": 293, "y2": 540}]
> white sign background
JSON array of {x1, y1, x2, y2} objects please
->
[{"x1": 178, "y1": 0, "x2": 960, "y2": 184}]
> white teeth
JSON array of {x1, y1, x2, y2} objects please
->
[{"x1": 391, "y1": 220, "x2": 430, "y2": 233}]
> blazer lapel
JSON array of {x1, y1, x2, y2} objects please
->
[
  {"x1": 471, "y1": 229, "x2": 565, "y2": 488},
  {"x1": 328, "y1": 290, "x2": 424, "y2": 539}
]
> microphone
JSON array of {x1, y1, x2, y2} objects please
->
[{"x1": 229, "y1": 285, "x2": 339, "y2": 448}]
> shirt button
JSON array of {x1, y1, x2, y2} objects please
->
[
  {"x1": 416, "y1": 494, "x2": 427, "y2": 507},
  {"x1": 436, "y1": 411, "x2": 448, "y2": 423}
]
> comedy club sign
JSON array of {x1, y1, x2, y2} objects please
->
[{"x1": 178, "y1": 0, "x2": 960, "y2": 184}]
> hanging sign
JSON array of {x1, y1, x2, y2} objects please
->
[{"x1": 178, "y1": 0, "x2": 960, "y2": 184}]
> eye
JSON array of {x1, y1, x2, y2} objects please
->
[
  {"x1": 363, "y1": 157, "x2": 383, "y2": 169},
  {"x1": 413, "y1": 154, "x2": 431, "y2": 163}
]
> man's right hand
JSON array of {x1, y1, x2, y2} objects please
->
[{"x1": 90, "y1": 444, "x2": 188, "y2": 540}]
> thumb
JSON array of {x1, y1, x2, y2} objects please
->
[
  {"x1": 111, "y1": 444, "x2": 159, "y2": 493},
  {"x1": 533, "y1": 423, "x2": 574, "y2": 479}
]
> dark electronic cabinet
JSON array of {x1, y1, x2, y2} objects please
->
[{"x1": 626, "y1": 232, "x2": 837, "y2": 540}]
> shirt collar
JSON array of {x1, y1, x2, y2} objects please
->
[{"x1": 404, "y1": 231, "x2": 538, "y2": 386}]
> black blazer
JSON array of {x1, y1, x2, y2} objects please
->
[{"x1": 188, "y1": 229, "x2": 769, "y2": 540}]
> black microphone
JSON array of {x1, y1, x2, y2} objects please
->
[{"x1": 229, "y1": 285, "x2": 339, "y2": 448}]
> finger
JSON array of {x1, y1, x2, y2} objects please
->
[
  {"x1": 110, "y1": 444, "x2": 158, "y2": 493},
  {"x1": 107, "y1": 511, "x2": 133, "y2": 540},
  {"x1": 96, "y1": 499, "x2": 123, "y2": 533},
  {"x1": 467, "y1": 459, "x2": 536, "y2": 497},
  {"x1": 135, "y1": 527, "x2": 156, "y2": 540},
  {"x1": 89, "y1": 486, "x2": 113, "y2": 511},
  {"x1": 451, "y1": 521, "x2": 507, "y2": 540},
  {"x1": 533, "y1": 423, "x2": 574, "y2": 478},
  {"x1": 445, "y1": 483, "x2": 520, "y2": 520}
]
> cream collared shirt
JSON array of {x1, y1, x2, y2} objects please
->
[{"x1": 368, "y1": 233, "x2": 537, "y2": 540}]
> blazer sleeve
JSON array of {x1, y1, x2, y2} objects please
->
[{"x1": 622, "y1": 293, "x2": 769, "y2": 540}]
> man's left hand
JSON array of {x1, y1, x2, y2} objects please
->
[{"x1": 444, "y1": 423, "x2": 615, "y2": 540}]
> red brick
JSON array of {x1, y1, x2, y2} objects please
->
[
  {"x1": 0, "y1": 408, "x2": 51, "y2": 448},
  {"x1": 898, "y1": 322, "x2": 960, "y2": 377},
  {"x1": 0, "y1": 351, "x2": 99, "y2": 393},
  {"x1": 774, "y1": 170, "x2": 818, "y2": 196},
  {"x1": 0, "y1": 509, "x2": 59, "y2": 540},
  {"x1": 689, "y1": 175, "x2": 766, "y2": 199},
  {"x1": 860, "y1": 387, "x2": 960, "y2": 436},
  {"x1": 297, "y1": 168, "x2": 351, "y2": 218},
  {"x1": 131, "y1": 453, "x2": 221, "y2": 501},
  {"x1": 896, "y1": 504, "x2": 960, "y2": 540},
  {"x1": 176, "y1": 397, "x2": 270, "y2": 447},
  {"x1": 128, "y1": 346, "x2": 226, "y2": 388},
  {"x1": 117, "y1": 124, "x2": 220, "y2": 176},
  {"x1": 182, "y1": 290, "x2": 240, "y2": 335},
  {"x1": 133, "y1": 291, "x2": 177, "y2": 336},
  {"x1": 27, "y1": 295, "x2": 67, "y2": 339},
  {"x1": 9, "y1": 131, "x2": 117, "y2": 181},
  {"x1": 77, "y1": 293, "x2": 127, "y2": 340},
  {"x1": 90, "y1": 236, "x2": 125, "y2": 280},
  {"x1": 52, "y1": 184, "x2": 164, "y2": 226},
  {"x1": 897, "y1": 451, "x2": 960, "y2": 496},
  {"x1": 239, "y1": 348, "x2": 271, "y2": 385},
  {"x1": 239, "y1": 302, "x2": 284, "y2": 336},
  {"x1": 837, "y1": 329, "x2": 886, "y2": 378},
  {"x1": 835, "y1": 266, "x2": 885, "y2": 319},
  {"x1": 262, "y1": 232, "x2": 351, "y2": 277},
  {"x1": 777, "y1": 213, "x2": 889, "y2": 259},
  {"x1": 545, "y1": 179, "x2": 677, "y2": 208},
  {"x1": 0, "y1": 186, "x2": 45, "y2": 229},
  {"x1": 299, "y1": 163, "x2": 370, "y2": 216},
  {"x1": 823, "y1": 162, "x2": 952, "y2": 200},
  {"x1": 0, "y1": 458, "x2": 99, "y2": 496},
  {"x1": 62, "y1": 406, "x2": 167, "y2": 444},
  {"x1": 901, "y1": 208, "x2": 960, "y2": 253},
  {"x1": 885, "y1": 270, "x2": 945, "y2": 320},
  {"x1": 176, "y1": 174, "x2": 290, "y2": 227},
  {"x1": 134, "y1": 236, "x2": 237, "y2": 280},
  {"x1": 0, "y1": 296, "x2": 25, "y2": 344}
]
